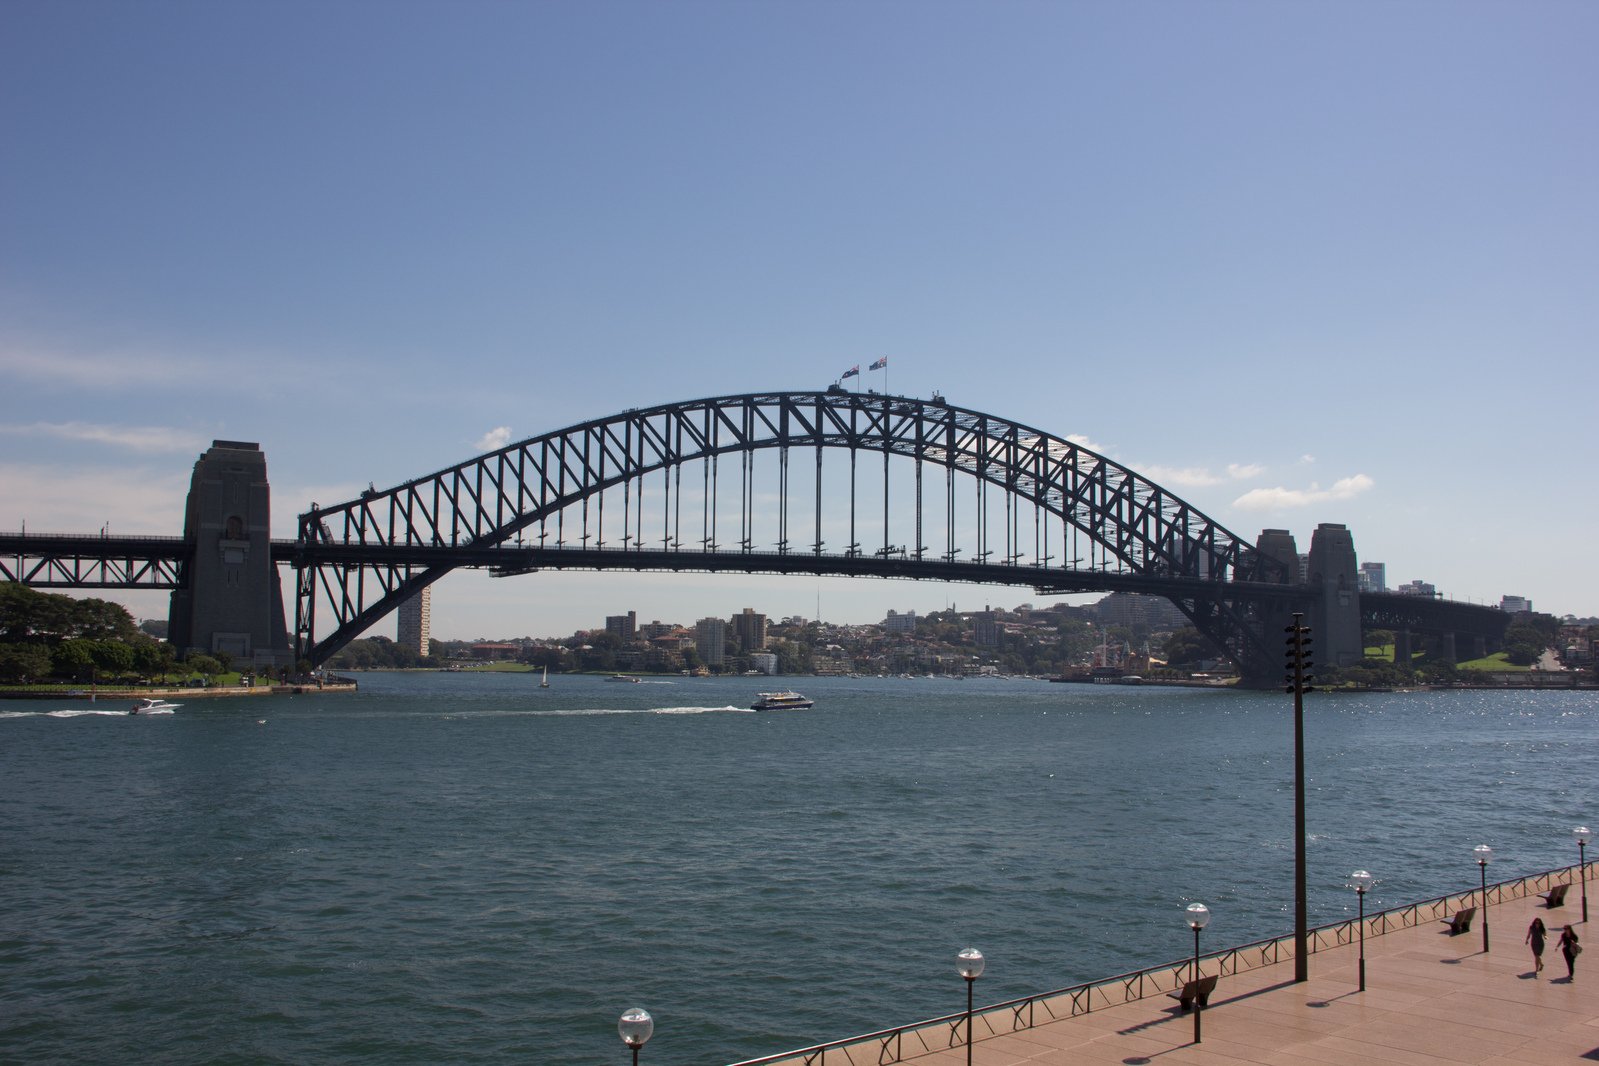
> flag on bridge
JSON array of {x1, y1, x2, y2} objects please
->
[
  {"x1": 868, "y1": 357, "x2": 888, "y2": 371},
  {"x1": 841, "y1": 365, "x2": 860, "y2": 379}
]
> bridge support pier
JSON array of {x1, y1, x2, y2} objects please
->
[
  {"x1": 167, "y1": 441, "x2": 292, "y2": 670},
  {"x1": 1308, "y1": 523, "x2": 1362, "y2": 670},
  {"x1": 1395, "y1": 628, "x2": 1412, "y2": 670}
]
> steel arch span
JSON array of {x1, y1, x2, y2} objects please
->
[{"x1": 294, "y1": 389, "x2": 1296, "y2": 672}]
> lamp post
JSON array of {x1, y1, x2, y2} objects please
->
[
  {"x1": 618, "y1": 1007, "x2": 653, "y2": 1066},
  {"x1": 1185, "y1": 903, "x2": 1210, "y2": 1044},
  {"x1": 957, "y1": 948, "x2": 984, "y2": 1066},
  {"x1": 1575, "y1": 826, "x2": 1591, "y2": 923},
  {"x1": 1474, "y1": 845, "x2": 1493, "y2": 953},
  {"x1": 1284, "y1": 615, "x2": 1313, "y2": 983},
  {"x1": 1348, "y1": 870, "x2": 1373, "y2": 991}
]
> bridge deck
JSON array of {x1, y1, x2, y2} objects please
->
[{"x1": 755, "y1": 887, "x2": 1595, "y2": 1065}]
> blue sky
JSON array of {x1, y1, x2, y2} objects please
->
[{"x1": 3, "y1": 0, "x2": 1595, "y2": 640}]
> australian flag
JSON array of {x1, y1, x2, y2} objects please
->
[
  {"x1": 841, "y1": 365, "x2": 860, "y2": 379},
  {"x1": 868, "y1": 357, "x2": 888, "y2": 371}
]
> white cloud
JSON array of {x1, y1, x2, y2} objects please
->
[
  {"x1": 1065, "y1": 433, "x2": 1113, "y2": 455},
  {"x1": 0, "y1": 462, "x2": 189, "y2": 533},
  {"x1": 1138, "y1": 461, "x2": 1264, "y2": 489},
  {"x1": 1, "y1": 345, "x2": 215, "y2": 389},
  {"x1": 0, "y1": 421, "x2": 205, "y2": 454},
  {"x1": 1232, "y1": 474, "x2": 1375, "y2": 511},
  {"x1": 1142, "y1": 465, "x2": 1222, "y2": 488},
  {"x1": 476, "y1": 426, "x2": 513, "y2": 452}
]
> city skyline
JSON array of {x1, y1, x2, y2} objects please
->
[{"x1": 4, "y1": 2, "x2": 1596, "y2": 638}]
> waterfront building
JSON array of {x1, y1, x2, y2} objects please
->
[
  {"x1": 397, "y1": 585, "x2": 431, "y2": 657},
  {"x1": 731, "y1": 607, "x2": 767, "y2": 651},
  {"x1": 695, "y1": 617, "x2": 727, "y2": 666},
  {"x1": 974, "y1": 608, "x2": 999, "y2": 647},
  {"x1": 1092, "y1": 592, "x2": 1188, "y2": 630},
  {"x1": 749, "y1": 651, "x2": 778, "y2": 675},
  {"x1": 883, "y1": 609, "x2": 917, "y2": 634}
]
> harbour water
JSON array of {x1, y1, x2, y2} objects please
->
[{"x1": 3, "y1": 674, "x2": 1595, "y2": 1064}]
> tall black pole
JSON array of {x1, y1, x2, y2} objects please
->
[
  {"x1": 1581, "y1": 838, "x2": 1589, "y2": 924},
  {"x1": 1357, "y1": 887, "x2": 1367, "y2": 992},
  {"x1": 1192, "y1": 925, "x2": 1203, "y2": 1044},
  {"x1": 1286, "y1": 614, "x2": 1311, "y2": 983},
  {"x1": 965, "y1": 976, "x2": 974, "y2": 1066},
  {"x1": 1480, "y1": 860, "x2": 1490, "y2": 953}
]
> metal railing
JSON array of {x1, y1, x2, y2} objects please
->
[{"x1": 724, "y1": 861, "x2": 1590, "y2": 1066}]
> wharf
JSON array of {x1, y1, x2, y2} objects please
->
[{"x1": 749, "y1": 870, "x2": 1597, "y2": 1065}]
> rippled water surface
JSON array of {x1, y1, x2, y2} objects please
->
[{"x1": 3, "y1": 675, "x2": 1596, "y2": 1064}]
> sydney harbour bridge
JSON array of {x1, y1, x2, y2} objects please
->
[{"x1": 0, "y1": 388, "x2": 1508, "y2": 685}]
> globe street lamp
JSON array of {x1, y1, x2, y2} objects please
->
[
  {"x1": 1348, "y1": 870, "x2": 1373, "y2": 992},
  {"x1": 1474, "y1": 845, "x2": 1493, "y2": 953},
  {"x1": 957, "y1": 948, "x2": 984, "y2": 1066},
  {"x1": 618, "y1": 1007, "x2": 653, "y2": 1066},
  {"x1": 1575, "y1": 826, "x2": 1591, "y2": 923},
  {"x1": 1185, "y1": 903, "x2": 1210, "y2": 1045}
]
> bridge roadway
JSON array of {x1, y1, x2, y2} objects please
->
[{"x1": 741, "y1": 871, "x2": 1596, "y2": 1066}]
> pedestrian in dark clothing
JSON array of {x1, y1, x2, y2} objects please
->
[
  {"x1": 1558, "y1": 924, "x2": 1580, "y2": 979},
  {"x1": 1527, "y1": 917, "x2": 1547, "y2": 974}
]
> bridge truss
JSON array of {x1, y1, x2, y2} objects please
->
[{"x1": 296, "y1": 390, "x2": 1297, "y2": 672}]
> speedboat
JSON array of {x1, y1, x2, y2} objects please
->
[
  {"x1": 750, "y1": 691, "x2": 813, "y2": 711},
  {"x1": 128, "y1": 698, "x2": 179, "y2": 715},
  {"x1": 606, "y1": 674, "x2": 641, "y2": 683}
]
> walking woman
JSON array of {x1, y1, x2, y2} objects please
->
[
  {"x1": 1558, "y1": 924, "x2": 1581, "y2": 980},
  {"x1": 1526, "y1": 917, "x2": 1547, "y2": 974}
]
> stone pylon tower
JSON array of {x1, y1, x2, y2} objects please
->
[
  {"x1": 167, "y1": 440, "x2": 292, "y2": 668},
  {"x1": 1307, "y1": 522, "x2": 1362, "y2": 669}
]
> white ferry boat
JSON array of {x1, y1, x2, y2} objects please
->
[
  {"x1": 750, "y1": 691, "x2": 813, "y2": 711},
  {"x1": 605, "y1": 674, "x2": 641, "y2": 683}
]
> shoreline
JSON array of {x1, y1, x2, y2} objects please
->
[{"x1": 0, "y1": 682, "x2": 358, "y2": 701}]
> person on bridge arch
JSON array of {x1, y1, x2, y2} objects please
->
[{"x1": 1526, "y1": 916, "x2": 1546, "y2": 973}]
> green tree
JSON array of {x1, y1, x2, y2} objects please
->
[
  {"x1": 0, "y1": 643, "x2": 53, "y2": 683},
  {"x1": 52, "y1": 638, "x2": 96, "y2": 678},
  {"x1": 185, "y1": 654, "x2": 224, "y2": 678},
  {"x1": 1161, "y1": 627, "x2": 1216, "y2": 669},
  {"x1": 89, "y1": 639, "x2": 135, "y2": 676}
]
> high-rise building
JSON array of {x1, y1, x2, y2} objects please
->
[
  {"x1": 731, "y1": 607, "x2": 767, "y2": 651},
  {"x1": 1500, "y1": 595, "x2": 1532, "y2": 614},
  {"x1": 1358, "y1": 562, "x2": 1386, "y2": 593},
  {"x1": 883, "y1": 609, "x2": 918, "y2": 634},
  {"x1": 606, "y1": 611, "x2": 637, "y2": 640},
  {"x1": 397, "y1": 585, "x2": 431, "y2": 657},
  {"x1": 696, "y1": 617, "x2": 727, "y2": 666},
  {"x1": 1395, "y1": 579, "x2": 1436, "y2": 598}
]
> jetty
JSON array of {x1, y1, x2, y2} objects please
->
[{"x1": 737, "y1": 865, "x2": 1596, "y2": 1065}]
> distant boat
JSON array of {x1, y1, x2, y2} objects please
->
[
  {"x1": 750, "y1": 691, "x2": 813, "y2": 711},
  {"x1": 540, "y1": 666, "x2": 550, "y2": 688},
  {"x1": 606, "y1": 674, "x2": 641, "y2": 683}
]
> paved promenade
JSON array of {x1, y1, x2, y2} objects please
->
[{"x1": 763, "y1": 886, "x2": 1595, "y2": 1065}]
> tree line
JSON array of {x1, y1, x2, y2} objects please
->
[{"x1": 0, "y1": 584, "x2": 233, "y2": 684}]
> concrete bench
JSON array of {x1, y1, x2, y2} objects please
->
[
  {"x1": 1538, "y1": 883, "x2": 1569, "y2": 908},
  {"x1": 1441, "y1": 906, "x2": 1476, "y2": 935},
  {"x1": 1166, "y1": 974, "x2": 1218, "y2": 1011}
]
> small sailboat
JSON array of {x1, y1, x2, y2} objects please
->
[{"x1": 540, "y1": 665, "x2": 549, "y2": 688}]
